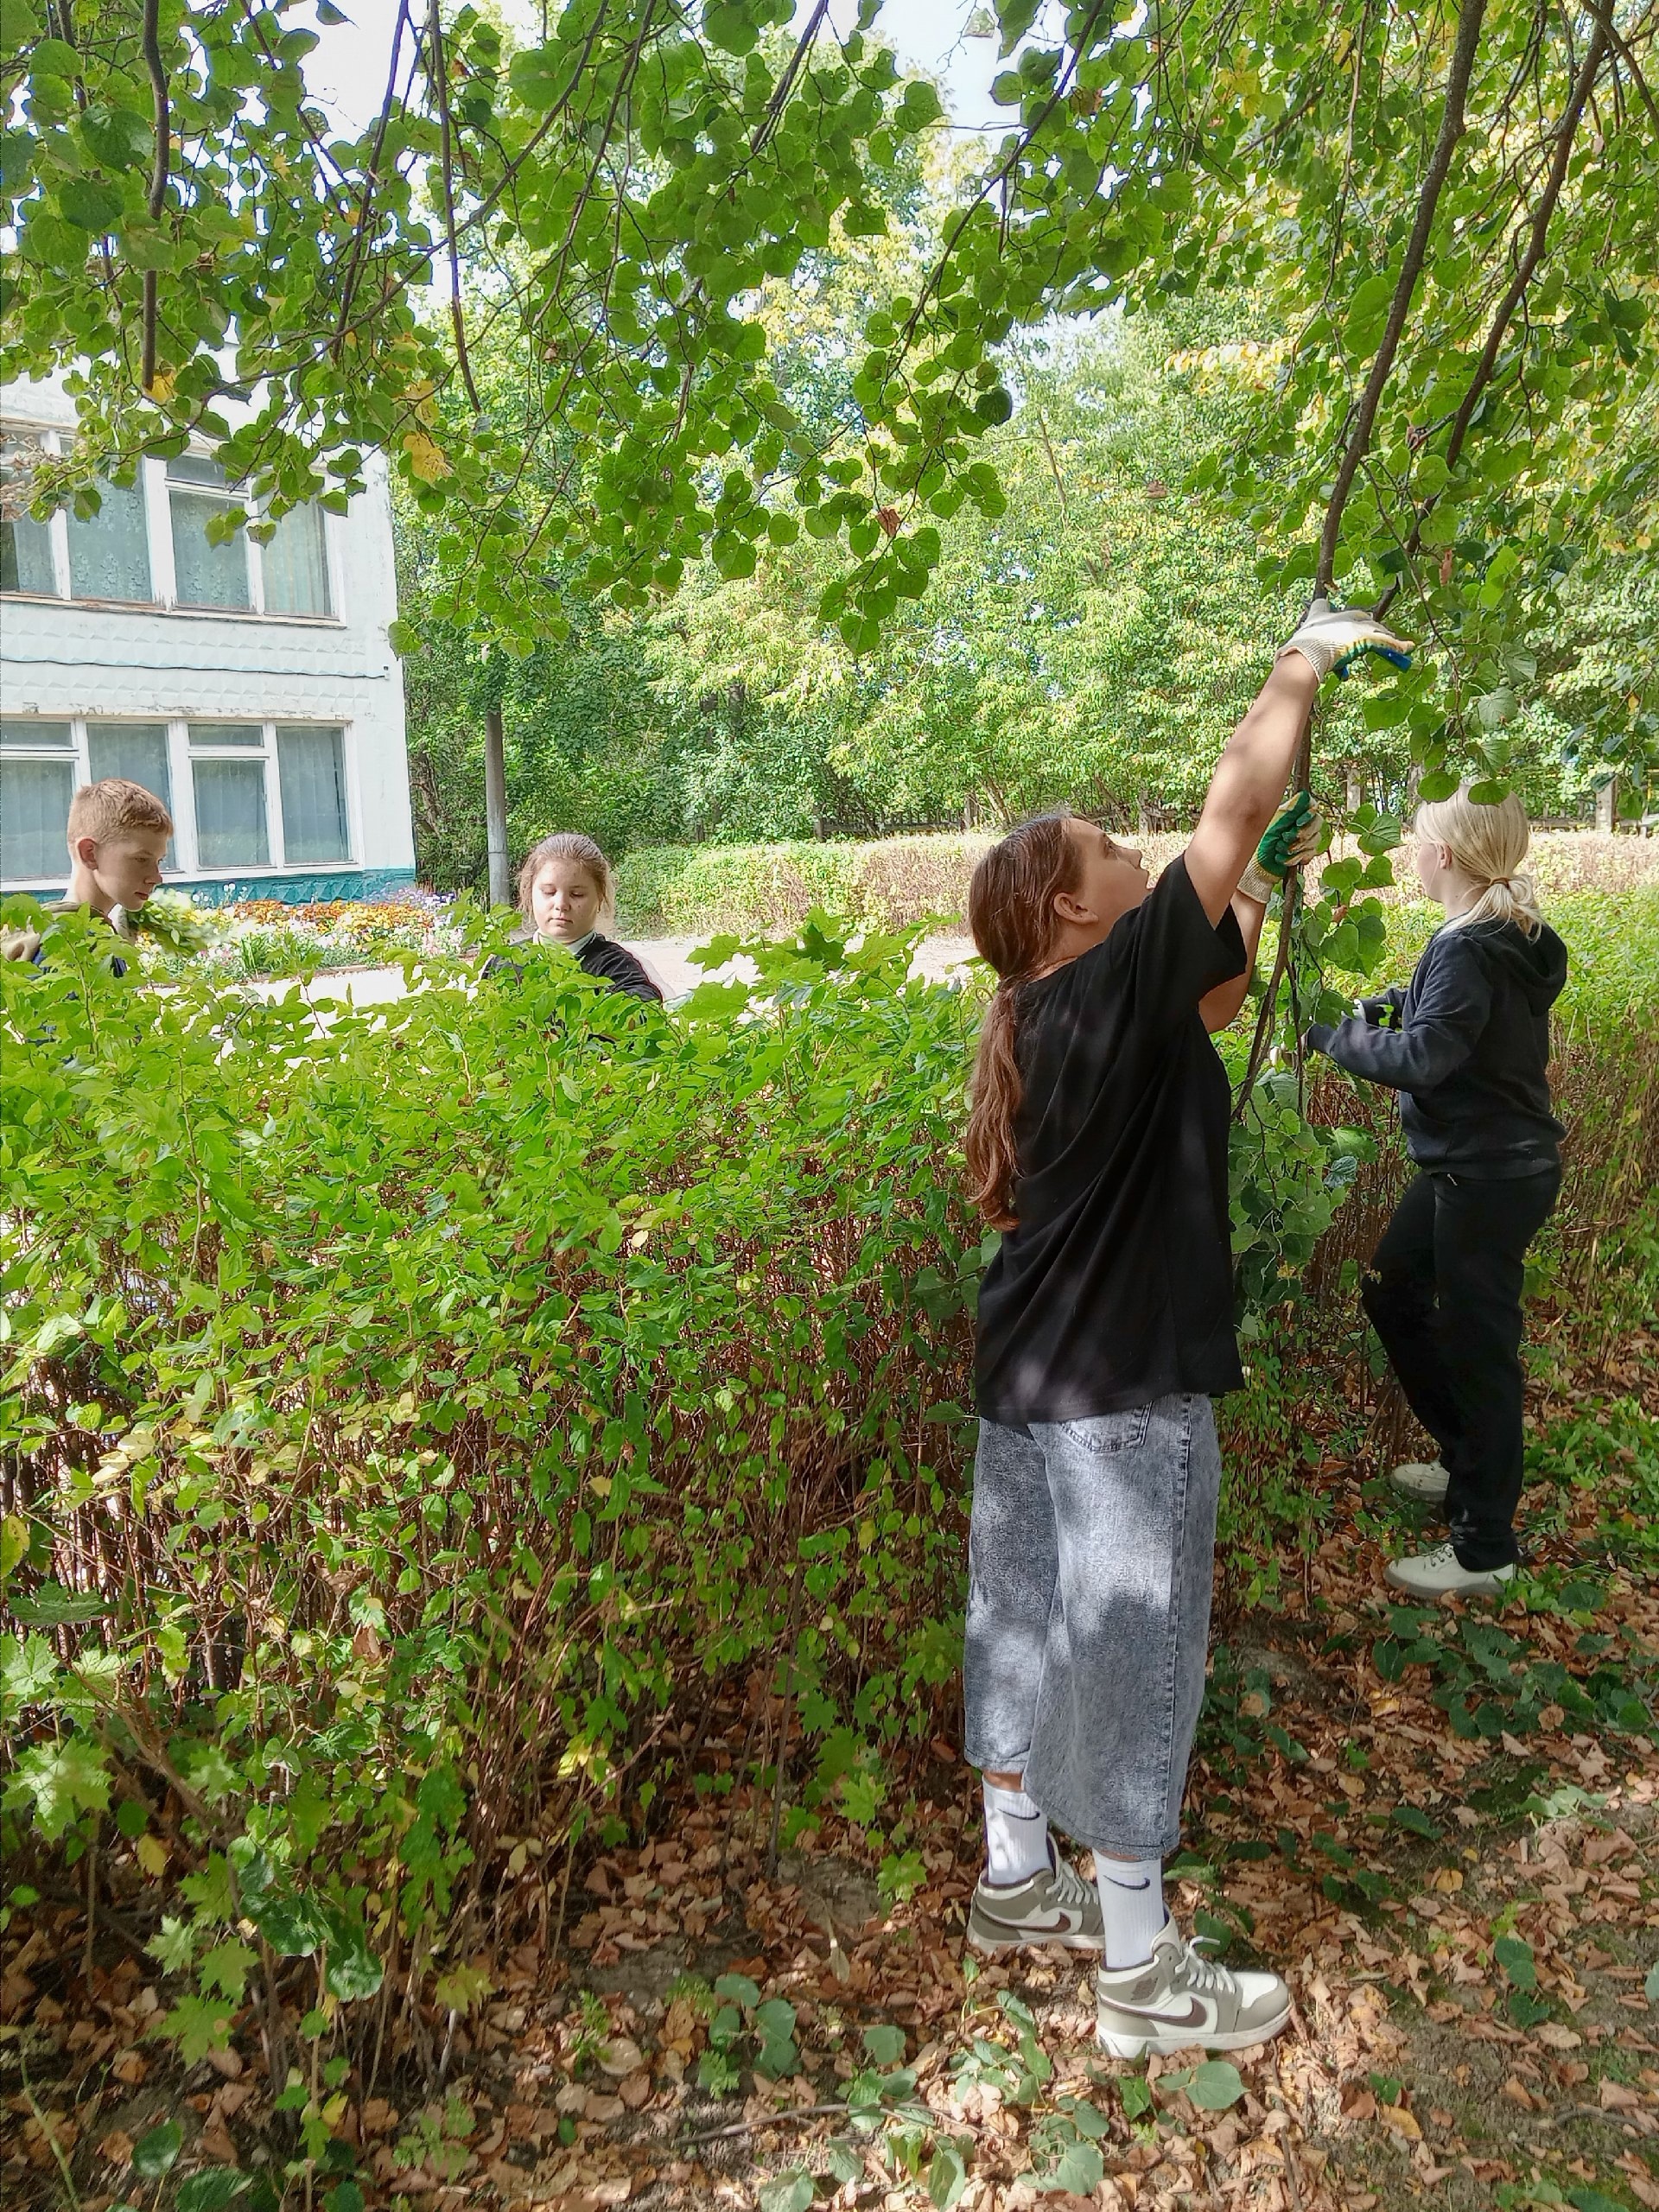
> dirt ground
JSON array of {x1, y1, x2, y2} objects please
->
[{"x1": 6, "y1": 1381, "x2": 1658, "y2": 2212}]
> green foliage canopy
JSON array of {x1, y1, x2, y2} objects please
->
[{"x1": 3, "y1": 0, "x2": 1655, "y2": 801}]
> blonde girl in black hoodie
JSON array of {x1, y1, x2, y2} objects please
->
[{"x1": 1306, "y1": 786, "x2": 1567, "y2": 1599}]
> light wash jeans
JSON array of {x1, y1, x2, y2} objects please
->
[{"x1": 963, "y1": 1395, "x2": 1221, "y2": 1857}]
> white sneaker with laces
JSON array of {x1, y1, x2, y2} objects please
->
[
  {"x1": 1384, "y1": 1541, "x2": 1516, "y2": 1599},
  {"x1": 967, "y1": 1844, "x2": 1103, "y2": 1955},
  {"x1": 1095, "y1": 1919, "x2": 1291, "y2": 2057},
  {"x1": 1389, "y1": 1459, "x2": 1449, "y2": 1505}
]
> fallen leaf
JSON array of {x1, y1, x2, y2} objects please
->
[
  {"x1": 598, "y1": 2036, "x2": 643, "y2": 2078},
  {"x1": 1380, "y1": 2103, "x2": 1421, "y2": 2140},
  {"x1": 1534, "y1": 2023, "x2": 1582, "y2": 2051},
  {"x1": 1601, "y1": 2080, "x2": 1643, "y2": 2111},
  {"x1": 582, "y1": 2091, "x2": 624, "y2": 2121},
  {"x1": 99, "y1": 2130, "x2": 135, "y2": 2166}
]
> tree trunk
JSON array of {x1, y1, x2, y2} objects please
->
[
  {"x1": 1595, "y1": 778, "x2": 1618, "y2": 833},
  {"x1": 484, "y1": 706, "x2": 509, "y2": 907},
  {"x1": 1345, "y1": 761, "x2": 1363, "y2": 812}
]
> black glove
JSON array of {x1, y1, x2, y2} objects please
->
[{"x1": 1303, "y1": 1022, "x2": 1337, "y2": 1058}]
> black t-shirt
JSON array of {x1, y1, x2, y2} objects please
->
[
  {"x1": 974, "y1": 855, "x2": 1248, "y2": 1422},
  {"x1": 576, "y1": 934, "x2": 664, "y2": 1004}
]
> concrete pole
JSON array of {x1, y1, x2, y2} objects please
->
[{"x1": 484, "y1": 706, "x2": 509, "y2": 907}]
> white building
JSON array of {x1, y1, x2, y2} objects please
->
[{"x1": 0, "y1": 376, "x2": 416, "y2": 903}]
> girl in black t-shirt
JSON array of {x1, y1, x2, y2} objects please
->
[
  {"x1": 958, "y1": 601, "x2": 1411, "y2": 2058},
  {"x1": 509, "y1": 833, "x2": 664, "y2": 1003}
]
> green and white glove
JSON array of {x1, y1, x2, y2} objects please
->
[
  {"x1": 1281, "y1": 596, "x2": 1414, "y2": 682},
  {"x1": 1239, "y1": 791, "x2": 1324, "y2": 905}
]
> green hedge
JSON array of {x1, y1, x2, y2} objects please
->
[
  {"x1": 2, "y1": 894, "x2": 1654, "y2": 2099},
  {"x1": 617, "y1": 831, "x2": 1659, "y2": 938}
]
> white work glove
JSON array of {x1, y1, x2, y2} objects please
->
[{"x1": 1281, "y1": 597, "x2": 1414, "y2": 682}]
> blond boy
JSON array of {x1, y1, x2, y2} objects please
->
[{"x1": 3, "y1": 777, "x2": 174, "y2": 966}]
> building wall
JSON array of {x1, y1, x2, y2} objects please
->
[{"x1": 1, "y1": 375, "x2": 416, "y2": 902}]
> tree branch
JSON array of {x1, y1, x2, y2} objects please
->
[
  {"x1": 1375, "y1": 10, "x2": 1611, "y2": 616},
  {"x1": 1315, "y1": 0, "x2": 1490, "y2": 596},
  {"x1": 430, "y1": 0, "x2": 483, "y2": 413},
  {"x1": 140, "y1": 0, "x2": 168, "y2": 393}
]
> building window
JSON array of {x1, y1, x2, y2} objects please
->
[
  {"x1": 0, "y1": 720, "x2": 76, "y2": 880},
  {"x1": 66, "y1": 479, "x2": 153, "y2": 602},
  {"x1": 261, "y1": 503, "x2": 333, "y2": 617},
  {"x1": 3, "y1": 427, "x2": 340, "y2": 622},
  {"x1": 0, "y1": 716, "x2": 355, "y2": 883},
  {"x1": 168, "y1": 456, "x2": 251, "y2": 611},
  {"x1": 1, "y1": 450, "x2": 55, "y2": 596},
  {"x1": 276, "y1": 726, "x2": 349, "y2": 861},
  {"x1": 86, "y1": 723, "x2": 177, "y2": 867},
  {"x1": 189, "y1": 738, "x2": 270, "y2": 866}
]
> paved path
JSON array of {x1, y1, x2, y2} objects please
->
[{"x1": 246, "y1": 934, "x2": 980, "y2": 1006}]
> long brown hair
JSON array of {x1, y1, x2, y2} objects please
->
[{"x1": 965, "y1": 812, "x2": 1081, "y2": 1230}]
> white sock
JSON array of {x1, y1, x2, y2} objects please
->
[
  {"x1": 1096, "y1": 1854, "x2": 1166, "y2": 1968},
  {"x1": 982, "y1": 1780, "x2": 1051, "y2": 1885}
]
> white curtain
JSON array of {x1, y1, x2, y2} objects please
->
[
  {"x1": 262, "y1": 504, "x2": 331, "y2": 617},
  {"x1": 276, "y1": 728, "x2": 348, "y2": 862},
  {"x1": 193, "y1": 759, "x2": 269, "y2": 867},
  {"x1": 66, "y1": 480, "x2": 152, "y2": 603},
  {"x1": 171, "y1": 491, "x2": 250, "y2": 609},
  {"x1": 1, "y1": 757, "x2": 76, "y2": 880}
]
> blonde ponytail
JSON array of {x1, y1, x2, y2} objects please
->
[{"x1": 1414, "y1": 785, "x2": 1546, "y2": 938}]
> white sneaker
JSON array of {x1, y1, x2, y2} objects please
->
[
  {"x1": 1095, "y1": 1920, "x2": 1291, "y2": 2058},
  {"x1": 1384, "y1": 1541, "x2": 1516, "y2": 1599},
  {"x1": 1389, "y1": 1459, "x2": 1449, "y2": 1505}
]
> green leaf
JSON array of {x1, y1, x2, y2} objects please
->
[
  {"x1": 1493, "y1": 1934, "x2": 1535, "y2": 1990},
  {"x1": 0, "y1": 1514, "x2": 28, "y2": 1583},
  {"x1": 713, "y1": 1972, "x2": 760, "y2": 2008},
  {"x1": 1644, "y1": 1962, "x2": 1659, "y2": 2007},
  {"x1": 176, "y1": 2171, "x2": 250, "y2": 2212},
  {"x1": 58, "y1": 175, "x2": 124, "y2": 231},
  {"x1": 251, "y1": 1891, "x2": 330, "y2": 1958},
  {"x1": 1392, "y1": 1804, "x2": 1440, "y2": 1840},
  {"x1": 12, "y1": 1735, "x2": 110, "y2": 1840},
  {"x1": 927, "y1": 2142, "x2": 967, "y2": 2209},
  {"x1": 131, "y1": 2121, "x2": 184, "y2": 2180},
  {"x1": 1046, "y1": 2139, "x2": 1104, "y2": 2194},
  {"x1": 8, "y1": 1580, "x2": 112, "y2": 1626},
  {"x1": 1, "y1": 1631, "x2": 57, "y2": 1706},
  {"x1": 861, "y1": 2023, "x2": 905, "y2": 2064},
  {"x1": 1183, "y1": 2059, "x2": 1246, "y2": 2111},
  {"x1": 757, "y1": 2173, "x2": 813, "y2": 2212},
  {"x1": 199, "y1": 1939, "x2": 257, "y2": 2002},
  {"x1": 157, "y1": 1993, "x2": 235, "y2": 2063}
]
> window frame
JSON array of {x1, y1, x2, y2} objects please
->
[
  {"x1": 0, "y1": 715, "x2": 359, "y2": 886},
  {"x1": 0, "y1": 422, "x2": 341, "y2": 623}
]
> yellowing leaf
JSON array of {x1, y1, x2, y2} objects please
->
[
  {"x1": 403, "y1": 430, "x2": 451, "y2": 484},
  {"x1": 136, "y1": 1834, "x2": 169, "y2": 1877}
]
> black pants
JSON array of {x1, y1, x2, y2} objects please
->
[{"x1": 1360, "y1": 1166, "x2": 1560, "y2": 1570}]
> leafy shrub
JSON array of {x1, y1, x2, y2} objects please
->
[
  {"x1": 618, "y1": 833, "x2": 1659, "y2": 939},
  {"x1": 2, "y1": 891, "x2": 1653, "y2": 2100}
]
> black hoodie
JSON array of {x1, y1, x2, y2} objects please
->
[{"x1": 1306, "y1": 916, "x2": 1567, "y2": 1175}]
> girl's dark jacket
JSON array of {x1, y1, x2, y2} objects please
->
[{"x1": 1306, "y1": 916, "x2": 1567, "y2": 1176}]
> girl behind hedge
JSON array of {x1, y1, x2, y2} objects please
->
[{"x1": 515, "y1": 832, "x2": 663, "y2": 1004}]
